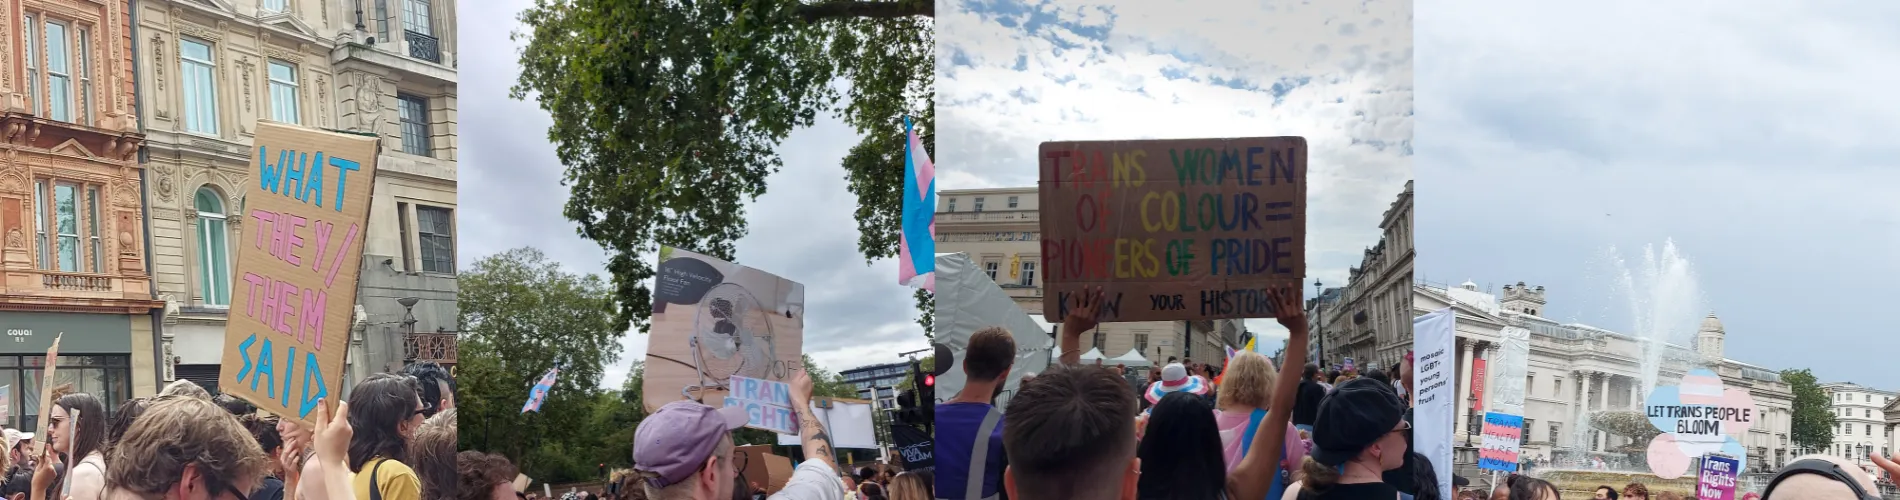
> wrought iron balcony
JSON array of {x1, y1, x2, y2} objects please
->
[
  {"x1": 403, "y1": 332, "x2": 458, "y2": 364},
  {"x1": 405, "y1": 30, "x2": 441, "y2": 63}
]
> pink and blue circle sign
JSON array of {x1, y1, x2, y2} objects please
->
[{"x1": 1643, "y1": 368, "x2": 1755, "y2": 478}]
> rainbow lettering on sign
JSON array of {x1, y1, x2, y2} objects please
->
[{"x1": 228, "y1": 144, "x2": 370, "y2": 419}]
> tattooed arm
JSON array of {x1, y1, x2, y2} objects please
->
[{"x1": 787, "y1": 370, "x2": 841, "y2": 473}]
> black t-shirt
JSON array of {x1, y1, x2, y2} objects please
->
[
  {"x1": 1293, "y1": 380, "x2": 1326, "y2": 426},
  {"x1": 252, "y1": 476, "x2": 286, "y2": 500},
  {"x1": 1306, "y1": 481, "x2": 1399, "y2": 500}
]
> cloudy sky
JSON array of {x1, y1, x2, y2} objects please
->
[
  {"x1": 1418, "y1": 0, "x2": 1900, "y2": 386},
  {"x1": 936, "y1": 0, "x2": 1414, "y2": 343},
  {"x1": 460, "y1": 1, "x2": 931, "y2": 389}
]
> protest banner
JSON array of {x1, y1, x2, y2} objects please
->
[
  {"x1": 0, "y1": 385, "x2": 10, "y2": 423},
  {"x1": 646, "y1": 246, "x2": 805, "y2": 413},
  {"x1": 724, "y1": 375, "x2": 798, "y2": 434},
  {"x1": 890, "y1": 423, "x2": 934, "y2": 469},
  {"x1": 1472, "y1": 358, "x2": 1486, "y2": 412},
  {"x1": 1478, "y1": 412, "x2": 1524, "y2": 472},
  {"x1": 1643, "y1": 368, "x2": 1755, "y2": 478},
  {"x1": 1413, "y1": 308, "x2": 1455, "y2": 500},
  {"x1": 774, "y1": 397, "x2": 878, "y2": 450},
  {"x1": 933, "y1": 253, "x2": 1050, "y2": 410},
  {"x1": 1037, "y1": 137, "x2": 1307, "y2": 323},
  {"x1": 31, "y1": 334, "x2": 58, "y2": 453},
  {"x1": 217, "y1": 122, "x2": 379, "y2": 425},
  {"x1": 1489, "y1": 326, "x2": 1532, "y2": 416},
  {"x1": 1697, "y1": 454, "x2": 1740, "y2": 500}
]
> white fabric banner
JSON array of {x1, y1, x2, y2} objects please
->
[
  {"x1": 930, "y1": 253, "x2": 1052, "y2": 411},
  {"x1": 1413, "y1": 308, "x2": 1456, "y2": 500},
  {"x1": 1490, "y1": 326, "x2": 1532, "y2": 416},
  {"x1": 775, "y1": 399, "x2": 878, "y2": 450}
]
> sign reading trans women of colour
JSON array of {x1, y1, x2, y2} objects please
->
[
  {"x1": 218, "y1": 122, "x2": 379, "y2": 426},
  {"x1": 1038, "y1": 138, "x2": 1307, "y2": 322}
]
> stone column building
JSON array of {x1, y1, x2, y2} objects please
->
[
  {"x1": 0, "y1": 0, "x2": 161, "y2": 428},
  {"x1": 138, "y1": 0, "x2": 345, "y2": 393},
  {"x1": 330, "y1": 0, "x2": 458, "y2": 389}
]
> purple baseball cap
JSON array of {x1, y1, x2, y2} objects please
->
[{"x1": 632, "y1": 401, "x2": 751, "y2": 488}]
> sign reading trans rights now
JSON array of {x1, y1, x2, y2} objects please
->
[{"x1": 1037, "y1": 138, "x2": 1307, "y2": 323}]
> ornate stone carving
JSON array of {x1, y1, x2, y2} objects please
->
[
  {"x1": 237, "y1": 57, "x2": 255, "y2": 112},
  {"x1": 0, "y1": 171, "x2": 25, "y2": 193},
  {"x1": 316, "y1": 75, "x2": 329, "y2": 126},
  {"x1": 264, "y1": 46, "x2": 304, "y2": 64},
  {"x1": 114, "y1": 180, "x2": 138, "y2": 208},
  {"x1": 4, "y1": 229, "x2": 21, "y2": 249},
  {"x1": 154, "y1": 164, "x2": 176, "y2": 202},
  {"x1": 352, "y1": 73, "x2": 383, "y2": 132},
  {"x1": 152, "y1": 34, "x2": 165, "y2": 92},
  {"x1": 1, "y1": 10, "x2": 10, "y2": 90},
  {"x1": 177, "y1": 22, "x2": 223, "y2": 43}
]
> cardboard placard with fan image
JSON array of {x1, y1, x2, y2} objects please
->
[{"x1": 643, "y1": 246, "x2": 806, "y2": 413}]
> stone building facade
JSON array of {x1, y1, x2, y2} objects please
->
[
  {"x1": 1314, "y1": 180, "x2": 1412, "y2": 370},
  {"x1": 1818, "y1": 382, "x2": 1896, "y2": 475},
  {"x1": 138, "y1": 0, "x2": 456, "y2": 393},
  {"x1": 0, "y1": 0, "x2": 161, "y2": 429},
  {"x1": 137, "y1": 0, "x2": 346, "y2": 393},
  {"x1": 1415, "y1": 282, "x2": 1796, "y2": 473},
  {"x1": 936, "y1": 187, "x2": 1237, "y2": 367}
]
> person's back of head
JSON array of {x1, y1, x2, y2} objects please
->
[
  {"x1": 1508, "y1": 475, "x2": 1560, "y2": 500},
  {"x1": 1136, "y1": 391, "x2": 1226, "y2": 500},
  {"x1": 964, "y1": 327, "x2": 1016, "y2": 384},
  {"x1": 1303, "y1": 364, "x2": 1320, "y2": 381},
  {"x1": 1364, "y1": 369, "x2": 1390, "y2": 386},
  {"x1": 888, "y1": 471, "x2": 931, "y2": 500},
  {"x1": 1216, "y1": 351, "x2": 1274, "y2": 410},
  {"x1": 214, "y1": 394, "x2": 257, "y2": 416},
  {"x1": 413, "y1": 409, "x2": 459, "y2": 500},
  {"x1": 456, "y1": 451, "x2": 520, "y2": 500},
  {"x1": 1764, "y1": 455, "x2": 1880, "y2": 500},
  {"x1": 159, "y1": 379, "x2": 213, "y2": 400},
  {"x1": 1003, "y1": 364, "x2": 1139, "y2": 500},
  {"x1": 1595, "y1": 485, "x2": 1620, "y2": 500},
  {"x1": 105, "y1": 395, "x2": 269, "y2": 498}
]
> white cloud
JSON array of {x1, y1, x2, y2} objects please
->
[
  {"x1": 938, "y1": 0, "x2": 1412, "y2": 336},
  {"x1": 1419, "y1": 0, "x2": 1900, "y2": 385}
]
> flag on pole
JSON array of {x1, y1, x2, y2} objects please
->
[
  {"x1": 521, "y1": 366, "x2": 560, "y2": 413},
  {"x1": 898, "y1": 116, "x2": 937, "y2": 291}
]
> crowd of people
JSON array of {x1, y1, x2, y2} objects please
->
[
  {"x1": 0, "y1": 360, "x2": 477, "y2": 500},
  {"x1": 933, "y1": 286, "x2": 1429, "y2": 500}
]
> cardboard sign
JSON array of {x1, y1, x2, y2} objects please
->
[
  {"x1": 645, "y1": 247, "x2": 805, "y2": 413},
  {"x1": 1, "y1": 384, "x2": 11, "y2": 423},
  {"x1": 32, "y1": 334, "x2": 59, "y2": 452},
  {"x1": 1478, "y1": 412, "x2": 1523, "y2": 472},
  {"x1": 218, "y1": 122, "x2": 379, "y2": 425},
  {"x1": 723, "y1": 376, "x2": 798, "y2": 434},
  {"x1": 1697, "y1": 454, "x2": 1739, "y2": 500},
  {"x1": 1037, "y1": 138, "x2": 1307, "y2": 322}
]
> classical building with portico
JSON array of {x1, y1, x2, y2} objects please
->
[{"x1": 1416, "y1": 280, "x2": 1795, "y2": 473}]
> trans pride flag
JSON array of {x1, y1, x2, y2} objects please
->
[
  {"x1": 521, "y1": 366, "x2": 560, "y2": 413},
  {"x1": 899, "y1": 116, "x2": 937, "y2": 291}
]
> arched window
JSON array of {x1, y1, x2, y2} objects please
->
[{"x1": 196, "y1": 187, "x2": 229, "y2": 306}]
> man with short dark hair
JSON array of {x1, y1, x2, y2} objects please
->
[
  {"x1": 937, "y1": 327, "x2": 1015, "y2": 500},
  {"x1": 1293, "y1": 364, "x2": 1326, "y2": 432},
  {"x1": 1595, "y1": 485, "x2": 1620, "y2": 500},
  {"x1": 1001, "y1": 364, "x2": 1139, "y2": 500}
]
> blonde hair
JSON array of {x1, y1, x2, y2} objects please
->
[
  {"x1": 160, "y1": 379, "x2": 213, "y2": 400},
  {"x1": 1216, "y1": 351, "x2": 1276, "y2": 409},
  {"x1": 105, "y1": 395, "x2": 269, "y2": 497},
  {"x1": 888, "y1": 471, "x2": 931, "y2": 500}
]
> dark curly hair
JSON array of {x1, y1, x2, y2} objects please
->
[{"x1": 405, "y1": 361, "x2": 457, "y2": 418}]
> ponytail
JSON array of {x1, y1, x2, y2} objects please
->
[{"x1": 1298, "y1": 456, "x2": 1341, "y2": 499}]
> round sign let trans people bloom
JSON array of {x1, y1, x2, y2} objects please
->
[{"x1": 1643, "y1": 368, "x2": 1756, "y2": 478}]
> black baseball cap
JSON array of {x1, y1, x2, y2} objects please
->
[{"x1": 1310, "y1": 378, "x2": 1407, "y2": 466}]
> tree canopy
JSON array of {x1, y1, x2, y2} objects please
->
[
  {"x1": 1781, "y1": 368, "x2": 1837, "y2": 453},
  {"x1": 512, "y1": 0, "x2": 935, "y2": 334}
]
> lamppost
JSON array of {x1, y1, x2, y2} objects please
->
[
  {"x1": 398, "y1": 297, "x2": 420, "y2": 364},
  {"x1": 1467, "y1": 393, "x2": 1481, "y2": 447},
  {"x1": 1313, "y1": 280, "x2": 1324, "y2": 366}
]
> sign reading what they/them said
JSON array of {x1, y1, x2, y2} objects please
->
[
  {"x1": 1038, "y1": 138, "x2": 1307, "y2": 322},
  {"x1": 218, "y1": 122, "x2": 379, "y2": 426}
]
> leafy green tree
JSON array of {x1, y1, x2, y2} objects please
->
[
  {"x1": 1782, "y1": 368, "x2": 1837, "y2": 453},
  {"x1": 456, "y1": 247, "x2": 624, "y2": 480},
  {"x1": 512, "y1": 0, "x2": 935, "y2": 333}
]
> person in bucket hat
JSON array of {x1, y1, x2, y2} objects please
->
[{"x1": 1145, "y1": 363, "x2": 1210, "y2": 404}]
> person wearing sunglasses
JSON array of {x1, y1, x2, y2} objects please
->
[
  {"x1": 349, "y1": 373, "x2": 429, "y2": 500},
  {"x1": 1284, "y1": 377, "x2": 1412, "y2": 500}
]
